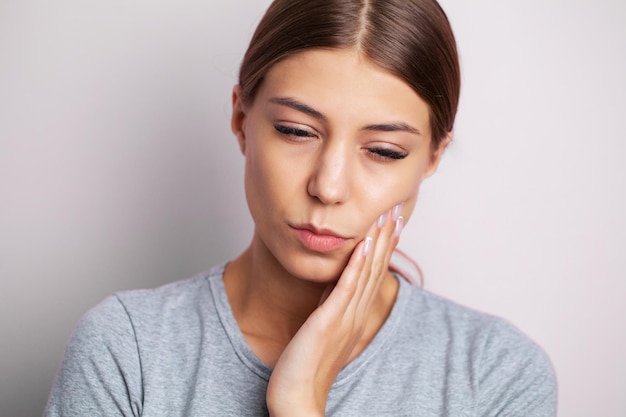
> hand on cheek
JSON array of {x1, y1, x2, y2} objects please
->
[
  {"x1": 354, "y1": 203, "x2": 405, "y2": 315},
  {"x1": 266, "y1": 203, "x2": 404, "y2": 417}
]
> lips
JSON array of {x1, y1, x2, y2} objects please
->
[{"x1": 291, "y1": 224, "x2": 350, "y2": 253}]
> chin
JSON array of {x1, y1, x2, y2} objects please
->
[{"x1": 281, "y1": 251, "x2": 350, "y2": 284}]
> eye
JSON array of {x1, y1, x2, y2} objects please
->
[
  {"x1": 274, "y1": 124, "x2": 317, "y2": 141},
  {"x1": 367, "y1": 147, "x2": 408, "y2": 161}
]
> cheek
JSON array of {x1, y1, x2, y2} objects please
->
[
  {"x1": 399, "y1": 161, "x2": 435, "y2": 222},
  {"x1": 361, "y1": 161, "x2": 425, "y2": 213},
  {"x1": 244, "y1": 136, "x2": 305, "y2": 215},
  {"x1": 243, "y1": 137, "x2": 274, "y2": 220},
  {"x1": 370, "y1": 170, "x2": 421, "y2": 194}
]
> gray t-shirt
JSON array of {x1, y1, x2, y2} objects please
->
[{"x1": 45, "y1": 264, "x2": 557, "y2": 416}]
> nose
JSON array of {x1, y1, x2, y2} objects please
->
[{"x1": 307, "y1": 141, "x2": 351, "y2": 205}]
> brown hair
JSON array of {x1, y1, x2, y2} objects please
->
[{"x1": 238, "y1": 0, "x2": 461, "y2": 150}]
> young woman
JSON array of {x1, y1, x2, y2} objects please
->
[{"x1": 45, "y1": 0, "x2": 557, "y2": 415}]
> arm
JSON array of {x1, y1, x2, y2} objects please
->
[{"x1": 44, "y1": 296, "x2": 143, "y2": 417}]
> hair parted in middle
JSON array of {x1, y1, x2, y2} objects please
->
[{"x1": 238, "y1": 0, "x2": 461, "y2": 151}]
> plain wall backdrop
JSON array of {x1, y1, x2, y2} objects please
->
[{"x1": 1, "y1": 1, "x2": 625, "y2": 416}]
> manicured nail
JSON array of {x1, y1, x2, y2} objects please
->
[
  {"x1": 362, "y1": 237, "x2": 373, "y2": 256},
  {"x1": 377, "y1": 213, "x2": 387, "y2": 228},
  {"x1": 394, "y1": 216, "x2": 404, "y2": 237},
  {"x1": 392, "y1": 203, "x2": 404, "y2": 221}
]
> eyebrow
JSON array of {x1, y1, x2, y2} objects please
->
[
  {"x1": 269, "y1": 97, "x2": 327, "y2": 122},
  {"x1": 268, "y1": 96, "x2": 421, "y2": 136},
  {"x1": 363, "y1": 123, "x2": 421, "y2": 136}
]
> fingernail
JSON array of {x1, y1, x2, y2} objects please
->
[
  {"x1": 392, "y1": 203, "x2": 404, "y2": 221},
  {"x1": 377, "y1": 213, "x2": 387, "y2": 228},
  {"x1": 362, "y1": 237, "x2": 373, "y2": 256},
  {"x1": 394, "y1": 216, "x2": 404, "y2": 237}
]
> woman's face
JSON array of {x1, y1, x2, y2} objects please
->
[{"x1": 232, "y1": 48, "x2": 446, "y2": 282}]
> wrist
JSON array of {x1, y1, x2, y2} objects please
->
[
  {"x1": 267, "y1": 398, "x2": 325, "y2": 417},
  {"x1": 269, "y1": 410, "x2": 324, "y2": 417}
]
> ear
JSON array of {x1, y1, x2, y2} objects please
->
[
  {"x1": 423, "y1": 132, "x2": 452, "y2": 179},
  {"x1": 231, "y1": 85, "x2": 247, "y2": 155}
]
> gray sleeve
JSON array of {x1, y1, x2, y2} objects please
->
[
  {"x1": 44, "y1": 296, "x2": 143, "y2": 417},
  {"x1": 476, "y1": 319, "x2": 558, "y2": 417}
]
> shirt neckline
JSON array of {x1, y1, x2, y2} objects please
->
[{"x1": 207, "y1": 263, "x2": 412, "y2": 385}]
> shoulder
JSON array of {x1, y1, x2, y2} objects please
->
[
  {"x1": 400, "y1": 284, "x2": 558, "y2": 416},
  {"x1": 472, "y1": 312, "x2": 558, "y2": 416},
  {"x1": 402, "y1": 283, "x2": 548, "y2": 353},
  {"x1": 114, "y1": 265, "x2": 222, "y2": 314},
  {"x1": 69, "y1": 267, "x2": 218, "y2": 341},
  {"x1": 397, "y1": 283, "x2": 500, "y2": 348},
  {"x1": 45, "y1": 266, "x2": 225, "y2": 416},
  {"x1": 45, "y1": 294, "x2": 143, "y2": 416},
  {"x1": 104, "y1": 265, "x2": 225, "y2": 349}
]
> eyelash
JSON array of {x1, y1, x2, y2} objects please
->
[
  {"x1": 368, "y1": 148, "x2": 408, "y2": 160},
  {"x1": 273, "y1": 124, "x2": 408, "y2": 161},
  {"x1": 274, "y1": 124, "x2": 316, "y2": 140}
]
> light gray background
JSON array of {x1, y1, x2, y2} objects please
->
[{"x1": 1, "y1": 1, "x2": 624, "y2": 416}]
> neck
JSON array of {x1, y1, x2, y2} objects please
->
[{"x1": 224, "y1": 233, "x2": 331, "y2": 343}]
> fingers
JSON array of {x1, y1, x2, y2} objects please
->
[
  {"x1": 329, "y1": 203, "x2": 403, "y2": 315},
  {"x1": 353, "y1": 213, "x2": 384, "y2": 299},
  {"x1": 373, "y1": 204, "x2": 404, "y2": 283},
  {"x1": 357, "y1": 203, "x2": 404, "y2": 313},
  {"x1": 321, "y1": 237, "x2": 368, "y2": 309},
  {"x1": 320, "y1": 203, "x2": 405, "y2": 317}
]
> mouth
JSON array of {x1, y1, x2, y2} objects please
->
[{"x1": 290, "y1": 224, "x2": 351, "y2": 253}]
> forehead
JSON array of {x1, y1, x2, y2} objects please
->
[{"x1": 256, "y1": 48, "x2": 431, "y2": 135}]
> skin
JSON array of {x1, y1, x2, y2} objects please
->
[{"x1": 226, "y1": 48, "x2": 449, "y2": 416}]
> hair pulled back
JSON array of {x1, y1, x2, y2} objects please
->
[{"x1": 238, "y1": 0, "x2": 461, "y2": 149}]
